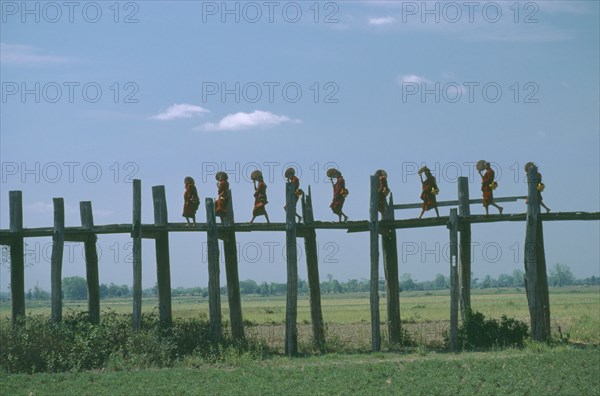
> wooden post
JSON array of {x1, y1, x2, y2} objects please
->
[
  {"x1": 223, "y1": 190, "x2": 244, "y2": 340},
  {"x1": 284, "y1": 182, "x2": 299, "y2": 356},
  {"x1": 301, "y1": 186, "x2": 325, "y2": 351},
  {"x1": 152, "y1": 186, "x2": 172, "y2": 325},
  {"x1": 205, "y1": 198, "x2": 222, "y2": 343},
  {"x1": 132, "y1": 179, "x2": 142, "y2": 330},
  {"x1": 51, "y1": 198, "x2": 65, "y2": 325},
  {"x1": 9, "y1": 191, "x2": 25, "y2": 325},
  {"x1": 457, "y1": 176, "x2": 471, "y2": 320},
  {"x1": 80, "y1": 201, "x2": 100, "y2": 324},
  {"x1": 448, "y1": 209, "x2": 459, "y2": 352},
  {"x1": 369, "y1": 175, "x2": 381, "y2": 351},
  {"x1": 524, "y1": 166, "x2": 551, "y2": 341},
  {"x1": 381, "y1": 192, "x2": 401, "y2": 346}
]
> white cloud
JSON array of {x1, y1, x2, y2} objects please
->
[
  {"x1": 396, "y1": 74, "x2": 432, "y2": 85},
  {"x1": 0, "y1": 43, "x2": 77, "y2": 65},
  {"x1": 368, "y1": 16, "x2": 395, "y2": 26},
  {"x1": 151, "y1": 104, "x2": 210, "y2": 121},
  {"x1": 199, "y1": 110, "x2": 300, "y2": 132}
]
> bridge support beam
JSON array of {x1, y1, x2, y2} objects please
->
[{"x1": 524, "y1": 166, "x2": 551, "y2": 341}]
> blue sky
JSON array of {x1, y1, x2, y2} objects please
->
[{"x1": 1, "y1": 0, "x2": 599, "y2": 292}]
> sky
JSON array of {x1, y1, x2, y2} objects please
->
[{"x1": 1, "y1": 0, "x2": 599, "y2": 293}]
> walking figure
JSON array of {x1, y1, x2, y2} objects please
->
[
  {"x1": 284, "y1": 167, "x2": 303, "y2": 222},
  {"x1": 182, "y1": 176, "x2": 200, "y2": 227},
  {"x1": 477, "y1": 161, "x2": 503, "y2": 215},
  {"x1": 417, "y1": 166, "x2": 440, "y2": 219},
  {"x1": 328, "y1": 168, "x2": 349, "y2": 222},
  {"x1": 250, "y1": 171, "x2": 270, "y2": 223}
]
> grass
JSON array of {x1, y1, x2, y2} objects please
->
[
  {"x1": 1, "y1": 287, "x2": 598, "y2": 394},
  {"x1": 1, "y1": 346, "x2": 598, "y2": 395},
  {"x1": 2, "y1": 286, "x2": 598, "y2": 343}
]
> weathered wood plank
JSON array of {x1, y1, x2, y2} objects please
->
[
  {"x1": 392, "y1": 196, "x2": 527, "y2": 210},
  {"x1": 382, "y1": 193, "x2": 401, "y2": 346},
  {"x1": 369, "y1": 175, "x2": 381, "y2": 352},
  {"x1": 524, "y1": 166, "x2": 551, "y2": 341},
  {"x1": 223, "y1": 190, "x2": 244, "y2": 340},
  {"x1": 448, "y1": 209, "x2": 459, "y2": 352},
  {"x1": 132, "y1": 179, "x2": 142, "y2": 330},
  {"x1": 206, "y1": 198, "x2": 222, "y2": 343},
  {"x1": 302, "y1": 186, "x2": 325, "y2": 352},
  {"x1": 80, "y1": 201, "x2": 100, "y2": 324},
  {"x1": 458, "y1": 176, "x2": 471, "y2": 320},
  {"x1": 152, "y1": 186, "x2": 172, "y2": 325},
  {"x1": 0, "y1": 211, "x2": 597, "y2": 242},
  {"x1": 51, "y1": 198, "x2": 65, "y2": 324},
  {"x1": 9, "y1": 191, "x2": 25, "y2": 324},
  {"x1": 285, "y1": 182, "x2": 298, "y2": 356}
]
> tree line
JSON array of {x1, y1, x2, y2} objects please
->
[{"x1": 9, "y1": 263, "x2": 597, "y2": 301}]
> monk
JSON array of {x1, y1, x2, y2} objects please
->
[
  {"x1": 250, "y1": 174, "x2": 270, "y2": 223},
  {"x1": 284, "y1": 168, "x2": 303, "y2": 222},
  {"x1": 330, "y1": 170, "x2": 348, "y2": 222},
  {"x1": 479, "y1": 162, "x2": 503, "y2": 215},
  {"x1": 182, "y1": 176, "x2": 200, "y2": 226},
  {"x1": 377, "y1": 171, "x2": 390, "y2": 216},
  {"x1": 525, "y1": 163, "x2": 551, "y2": 213},
  {"x1": 215, "y1": 172, "x2": 229, "y2": 223},
  {"x1": 417, "y1": 167, "x2": 440, "y2": 219}
]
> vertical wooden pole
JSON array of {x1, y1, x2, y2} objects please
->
[
  {"x1": 51, "y1": 198, "x2": 65, "y2": 325},
  {"x1": 369, "y1": 175, "x2": 382, "y2": 351},
  {"x1": 206, "y1": 198, "x2": 222, "y2": 343},
  {"x1": 80, "y1": 201, "x2": 100, "y2": 324},
  {"x1": 9, "y1": 191, "x2": 25, "y2": 325},
  {"x1": 152, "y1": 186, "x2": 172, "y2": 325},
  {"x1": 457, "y1": 176, "x2": 471, "y2": 320},
  {"x1": 132, "y1": 179, "x2": 142, "y2": 330},
  {"x1": 223, "y1": 190, "x2": 244, "y2": 340},
  {"x1": 448, "y1": 209, "x2": 459, "y2": 352},
  {"x1": 524, "y1": 166, "x2": 551, "y2": 341},
  {"x1": 381, "y1": 192, "x2": 401, "y2": 346},
  {"x1": 285, "y1": 182, "x2": 299, "y2": 356},
  {"x1": 301, "y1": 186, "x2": 325, "y2": 351}
]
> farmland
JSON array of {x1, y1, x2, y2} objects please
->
[{"x1": 1, "y1": 287, "x2": 598, "y2": 395}]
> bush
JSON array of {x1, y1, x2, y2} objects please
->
[
  {"x1": 0, "y1": 311, "x2": 268, "y2": 374},
  {"x1": 453, "y1": 310, "x2": 529, "y2": 350}
]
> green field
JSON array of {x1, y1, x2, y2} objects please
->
[
  {"x1": 2, "y1": 287, "x2": 598, "y2": 394},
  {"x1": 1, "y1": 347, "x2": 598, "y2": 395},
  {"x1": 2, "y1": 286, "x2": 598, "y2": 346}
]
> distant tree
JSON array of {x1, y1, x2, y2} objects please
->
[
  {"x1": 549, "y1": 263, "x2": 575, "y2": 287},
  {"x1": 399, "y1": 273, "x2": 415, "y2": 291},
  {"x1": 512, "y1": 269, "x2": 525, "y2": 287},
  {"x1": 240, "y1": 279, "x2": 259, "y2": 295},
  {"x1": 434, "y1": 273, "x2": 448, "y2": 290},
  {"x1": 497, "y1": 274, "x2": 514, "y2": 288},
  {"x1": 480, "y1": 275, "x2": 494, "y2": 289},
  {"x1": 62, "y1": 276, "x2": 88, "y2": 300},
  {"x1": 30, "y1": 283, "x2": 49, "y2": 300}
]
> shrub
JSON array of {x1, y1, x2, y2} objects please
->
[
  {"x1": 0, "y1": 312, "x2": 268, "y2": 374},
  {"x1": 453, "y1": 310, "x2": 529, "y2": 350}
]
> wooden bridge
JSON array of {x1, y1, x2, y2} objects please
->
[{"x1": 1, "y1": 166, "x2": 598, "y2": 354}]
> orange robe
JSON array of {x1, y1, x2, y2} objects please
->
[
  {"x1": 253, "y1": 181, "x2": 268, "y2": 216},
  {"x1": 481, "y1": 169, "x2": 494, "y2": 207},
  {"x1": 330, "y1": 176, "x2": 346, "y2": 215},
  {"x1": 182, "y1": 183, "x2": 199, "y2": 218},
  {"x1": 420, "y1": 175, "x2": 438, "y2": 211},
  {"x1": 215, "y1": 180, "x2": 229, "y2": 217}
]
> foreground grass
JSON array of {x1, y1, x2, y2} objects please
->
[{"x1": 1, "y1": 346, "x2": 598, "y2": 395}]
